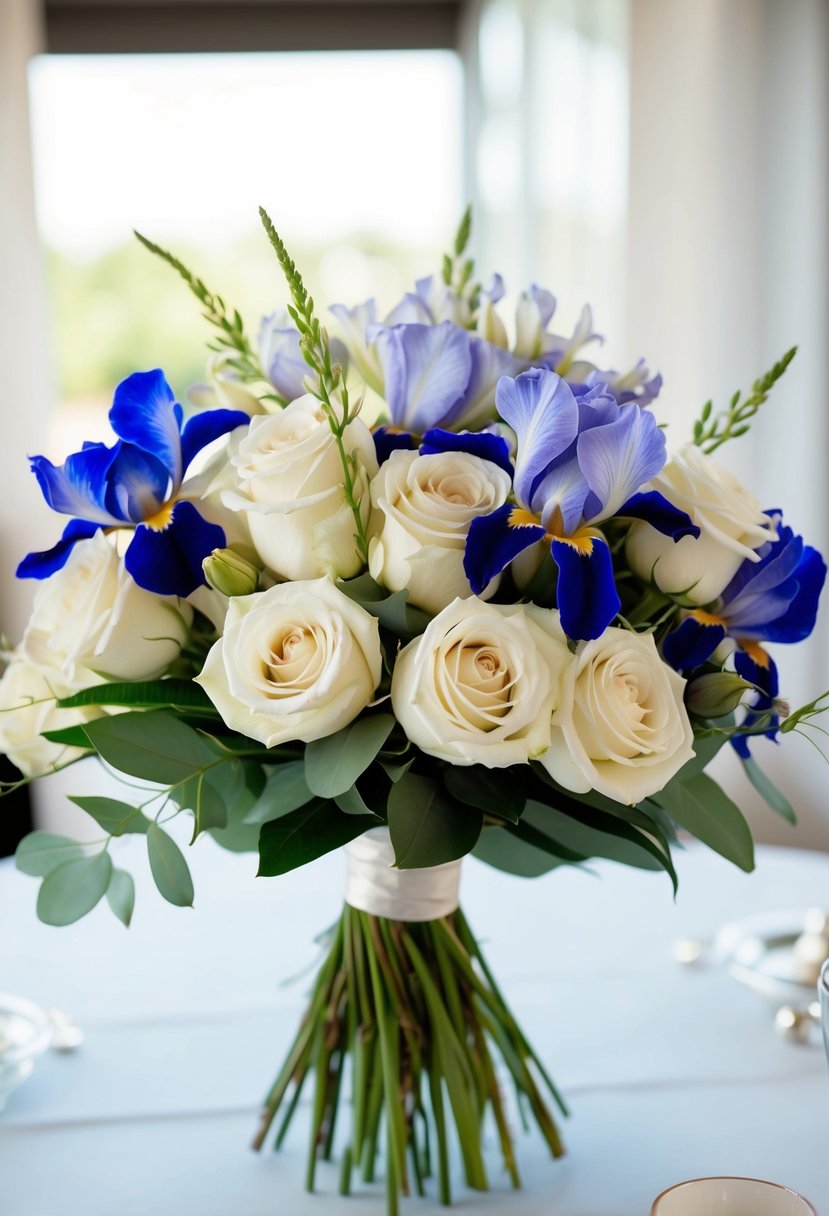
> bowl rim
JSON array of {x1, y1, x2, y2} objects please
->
[
  {"x1": 651, "y1": 1176, "x2": 817, "y2": 1215},
  {"x1": 0, "y1": 992, "x2": 53, "y2": 1065}
]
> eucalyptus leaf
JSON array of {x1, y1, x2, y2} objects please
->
[
  {"x1": 305, "y1": 715, "x2": 395, "y2": 799},
  {"x1": 40, "y1": 725, "x2": 93, "y2": 750},
  {"x1": 69, "y1": 796, "x2": 149, "y2": 837},
  {"x1": 740, "y1": 756, "x2": 796, "y2": 824},
  {"x1": 209, "y1": 763, "x2": 267, "y2": 854},
  {"x1": 675, "y1": 719, "x2": 733, "y2": 780},
  {"x1": 522, "y1": 801, "x2": 663, "y2": 872},
  {"x1": 146, "y1": 822, "x2": 194, "y2": 906},
  {"x1": 16, "y1": 832, "x2": 87, "y2": 877},
  {"x1": 472, "y1": 826, "x2": 563, "y2": 877},
  {"x1": 175, "y1": 772, "x2": 228, "y2": 842},
  {"x1": 654, "y1": 772, "x2": 755, "y2": 872},
  {"x1": 337, "y1": 573, "x2": 431, "y2": 637},
  {"x1": 335, "y1": 785, "x2": 374, "y2": 816},
  {"x1": 387, "y1": 772, "x2": 482, "y2": 869},
  {"x1": 505, "y1": 818, "x2": 589, "y2": 864},
  {"x1": 244, "y1": 761, "x2": 313, "y2": 824},
  {"x1": 83, "y1": 711, "x2": 218, "y2": 784},
  {"x1": 36, "y1": 851, "x2": 113, "y2": 926},
  {"x1": 258, "y1": 802, "x2": 376, "y2": 877},
  {"x1": 106, "y1": 867, "x2": 136, "y2": 927}
]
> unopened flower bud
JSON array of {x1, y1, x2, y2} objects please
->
[
  {"x1": 686, "y1": 671, "x2": 752, "y2": 718},
  {"x1": 202, "y1": 546, "x2": 260, "y2": 598}
]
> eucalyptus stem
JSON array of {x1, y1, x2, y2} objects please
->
[{"x1": 254, "y1": 903, "x2": 566, "y2": 1215}]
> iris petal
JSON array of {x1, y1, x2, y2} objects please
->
[
  {"x1": 551, "y1": 536, "x2": 620, "y2": 640},
  {"x1": 374, "y1": 322, "x2": 472, "y2": 431},
  {"x1": 179, "y1": 408, "x2": 250, "y2": 474},
  {"x1": 372, "y1": 427, "x2": 417, "y2": 465},
  {"x1": 577, "y1": 403, "x2": 667, "y2": 522},
  {"x1": 662, "y1": 616, "x2": 726, "y2": 672},
  {"x1": 618, "y1": 490, "x2": 700, "y2": 541},
  {"x1": 732, "y1": 648, "x2": 780, "y2": 758},
  {"x1": 16, "y1": 518, "x2": 102, "y2": 579},
  {"x1": 104, "y1": 444, "x2": 171, "y2": 523},
  {"x1": 495, "y1": 369, "x2": 579, "y2": 507},
  {"x1": 760, "y1": 546, "x2": 826, "y2": 643},
  {"x1": 124, "y1": 500, "x2": 225, "y2": 596},
  {"x1": 29, "y1": 444, "x2": 125, "y2": 525},
  {"x1": 464, "y1": 503, "x2": 546, "y2": 595},
  {"x1": 109, "y1": 369, "x2": 183, "y2": 487},
  {"x1": 420, "y1": 427, "x2": 513, "y2": 477}
]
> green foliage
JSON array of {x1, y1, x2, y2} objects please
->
[
  {"x1": 472, "y1": 827, "x2": 565, "y2": 877},
  {"x1": 82, "y1": 710, "x2": 217, "y2": 784},
  {"x1": 338, "y1": 573, "x2": 432, "y2": 639},
  {"x1": 36, "y1": 852, "x2": 113, "y2": 926},
  {"x1": 387, "y1": 772, "x2": 483, "y2": 869},
  {"x1": 68, "y1": 796, "x2": 149, "y2": 836},
  {"x1": 244, "y1": 761, "x2": 313, "y2": 825},
  {"x1": 654, "y1": 772, "x2": 755, "y2": 872},
  {"x1": 107, "y1": 868, "x2": 136, "y2": 928},
  {"x1": 133, "y1": 230, "x2": 266, "y2": 387},
  {"x1": 522, "y1": 800, "x2": 666, "y2": 872},
  {"x1": 443, "y1": 765, "x2": 526, "y2": 824},
  {"x1": 257, "y1": 802, "x2": 376, "y2": 877},
  {"x1": 146, "y1": 822, "x2": 194, "y2": 907},
  {"x1": 16, "y1": 832, "x2": 87, "y2": 877},
  {"x1": 305, "y1": 715, "x2": 395, "y2": 799},
  {"x1": 208, "y1": 762, "x2": 267, "y2": 854},
  {"x1": 740, "y1": 756, "x2": 796, "y2": 824},
  {"x1": 58, "y1": 679, "x2": 218, "y2": 716},
  {"x1": 692, "y1": 346, "x2": 797, "y2": 453},
  {"x1": 259, "y1": 207, "x2": 370, "y2": 565}
]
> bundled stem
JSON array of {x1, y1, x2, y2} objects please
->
[{"x1": 254, "y1": 905, "x2": 566, "y2": 1213}]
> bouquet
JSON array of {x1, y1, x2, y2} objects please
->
[{"x1": 2, "y1": 207, "x2": 826, "y2": 1213}]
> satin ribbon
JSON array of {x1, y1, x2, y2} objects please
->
[{"x1": 344, "y1": 827, "x2": 462, "y2": 922}]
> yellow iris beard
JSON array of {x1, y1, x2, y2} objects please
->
[
  {"x1": 507, "y1": 506, "x2": 602, "y2": 556},
  {"x1": 143, "y1": 500, "x2": 176, "y2": 531},
  {"x1": 690, "y1": 608, "x2": 727, "y2": 628},
  {"x1": 741, "y1": 640, "x2": 771, "y2": 670}
]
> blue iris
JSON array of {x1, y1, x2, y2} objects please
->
[
  {"x1": 463, "y1": 369, "x2": 699, "y2": 641},
  {"x1": 18, "y1": 369, "x2": 249, "y2": 597},
  {"x1": 662, "y1": 518, "x2": 827, "y2": 756}
]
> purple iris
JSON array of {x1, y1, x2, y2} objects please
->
[
  {"x1": 463, "y1": 368, "x2": 699, "y2": 640},
  {"x1": 662, "y1": 518, "x2": 826, "y2": 755},
  {"x1": 18, "y1": 369, "x2": 249, "y2": 597}
]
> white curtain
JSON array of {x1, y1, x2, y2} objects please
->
[{"x1": 0, "y1": 0, "x2": 51, "y2": 643}]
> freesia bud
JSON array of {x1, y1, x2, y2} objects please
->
[
  {"x1": 685, "y1": 671, "x2": 752, "y2": 718},
  {"x1": 202, "y1": 546, "x2": 260, "y2": 598}
]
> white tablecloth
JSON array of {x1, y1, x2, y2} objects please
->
[{"x1": 1, "y1": 835, "x2": 827, "y2": 1215}]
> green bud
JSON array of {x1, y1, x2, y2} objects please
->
[
  {"x1": 202, "y1": 546, "x2": 260, "y2": 598},
  {"x1": 686, "y1": 671, "x2": 752, "y2": 719}
]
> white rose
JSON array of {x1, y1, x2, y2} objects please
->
[
  {"x1": 21, "y1": 532, "x2": 192, "y2": 689},
  {"x1": 0, "y1": 658, "x2": 99, "y2": 778},
  {"x1": 626, "y1": 444, "x2": 774, "y2": 604},
  {"x1": 541, "y1": 627, "x2": 694, "y2": 805},
  {"x1": 391, "y1": 598, "x2": 569, "y2": 767},
  {"x1": 195, "y1": 577, "x2": 382, "y2": 748},
  {"x1": 187, "y1": 353, "x2": 264, "y2": 416},
  {"x1": 221, "y1": 394, "x2": 378, "y2": 582},
  {"x1": 368, "y1": 449, "x2": 511, "y2": 615}
]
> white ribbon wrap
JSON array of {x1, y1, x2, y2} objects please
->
[{"x1": 345, "y1": 827, "x2": 462, "y2": 922}]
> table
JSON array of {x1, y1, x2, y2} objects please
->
[{"x1": 1, "y1": 835, "x2": 827, "y2": 1215}]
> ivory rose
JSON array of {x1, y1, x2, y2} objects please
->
[
  {"x1": 541, "y1": 627, "x2": 695, "y2": 805},
  {"x1": 0, "y1": 658, "x2": 100, "y2": 778},
  {"x1": 626, "y1": 444, "x2": 774, "y2": 605},
  {"x1": 391, "y1": 598, "x2": 569, "y2": 767},
  {"x1": 221, "y1": 394, "x2": 378, "y2": 581},
  {"x1": 368, "y1": 449, "x2": 511, "y2": 614},
  {"x1": 21, "y1": 531, "x2": 192, "y2": 688},
  {"x1": 195, "y1": 578, "x2": 382, "y2": 748}
]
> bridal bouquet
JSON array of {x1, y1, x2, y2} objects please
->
[{"x1": 2, "y1": 208, "x2": 826, "y2": 1213}]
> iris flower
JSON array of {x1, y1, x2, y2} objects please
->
[
  {"x1": 662, "y1": 518, "x2": 826, "y2": 754},
  {"x1": 463, "y1": 369, "x2": 699, "y2": 641},
  {"x1": 18, "y1": 369, "x2": 249, "y2": 597}
]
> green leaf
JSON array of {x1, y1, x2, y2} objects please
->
[
  {"x1": 335, "y1": 784, "x2": 374, "y2": 816},
  {"x1": 244, "y1": 761, "x2": 313, "y2": 824},
  {"x1": 146, "y1": 822, "x2": 194, "y2": 907},
  {"x1": 676, "y1": 720, "x2": 733, "y2": 779},
  {"x1": 443, "y1": 766, "x2": 526, "y2": 824},
  {"x1": 57, "y1": 679, "x2": 218, "y2": 716},
  {"x1": 40, "y1": 725, "x2": 93, "y2": 750},
  {"x1": 655, "y1": 772, "x2": 755, "y2": 872},
  {"x1": 83, "y1": 711, "x2": 217, "y2": 784},
  {"x1": 504, "y1": 818, "x2": 589, "y2": 864},
  {"x1": 387, "y1": 773, "x2": 482, "y2": 869},
  {"x1": 16, "y1": 832, "x2": 87, "y2": 877},
  {"x1": 472, "y1": 826, "x2": 564, "y2": 878},
  {"x1": 36, "y1": 852, "x2": 113, "y2": 926},
  {"x1": 381, "y1": 757, "x2": 414, "y2": 784},
  {"x1": 208, "y1": 763, "x2": 267, "y2": 854},
  {"x1": 106, "y1": 868, "x2": 136, "y2": 927},
  {"x1": 305, "y1": 715, "x2": 395, "y2": 799},
  {"x1": 337, "y1": 574, "x2": 431, "y2": 638},
  {"x1": 741, "y1": 756, "x2": 796, "y2": 824},
  {"x1": 257, "y1": 802, "x2": 376, "y2": 877},
  {"x1": 175, "y1": 771, "x2": 228, "y2": 842},
  {"x1": 522, "y1": 800, "x2": 664, "y2": 872},
  {"x1": 68, "y1": 796, "x2": 149, "y2": 837}
]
